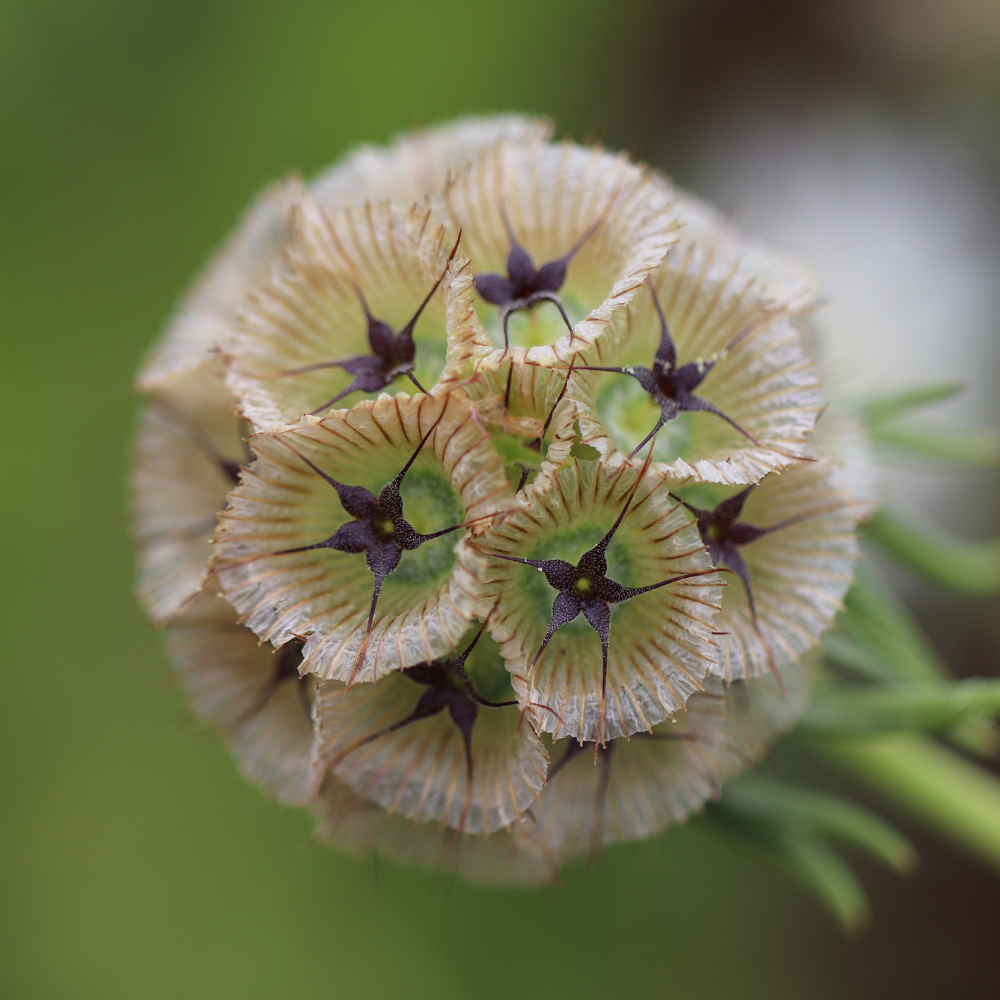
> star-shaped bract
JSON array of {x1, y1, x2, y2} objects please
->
[
  {"x1": 574, "y1": 280, "x2": 761, "y2": 458},
  {"x1": 488, "y1": 474, "x2": 715, "y2": 748},
  {"x1": 277, "y1": 417, "x2": 484, "y2": 683},
  {"x1": 474, "y1": 211, "x2": 597, "y2": 351},
  {"x1": 343, "y1": 618, "x2": 517, "y2": 836},
  {"x1": 671, "y1": 485, "x2": 806, "y2": 621},
  {"x1": 277, "y1": 236, "x2": 460, "y2": 414}
]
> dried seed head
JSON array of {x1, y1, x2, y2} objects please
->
[
  {"x1": 165, "y1": 586, "x2": 318, "y2": 806},
  {"x1": 673, "y1": 461, "x2": 863, "y2": 682},
  {"x1": 571, "y1": 237, "x2": 823, "y2": 484},
  {"x1": 475, "y1": 459, "x2": 723, "y2": 744},
  {"x1": 312, "y1": 625, "x2": 547, "y2": 835},
  {"x1": 132, "y1": 116, "x2": 867, "y2": 886},
  {"x1": 212, "y1": 389, "x2": 515, "y2": 684},
  {"x1": 226, "y1": 199, "x2": 475, "y2": 428},
  {"x1": 443, "y1": 140, "x2": 679, "y2": 369},
  {"x1": 132, "y1": 384, "x2": 249, "y2": 624}
]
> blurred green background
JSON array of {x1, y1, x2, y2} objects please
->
[{"x1": 3, "y1": 1, "x2": 999, "y2": 997}]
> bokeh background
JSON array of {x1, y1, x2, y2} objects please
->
[{"x1": 3, "y1": 1, "x2": 999, "y2": 996}]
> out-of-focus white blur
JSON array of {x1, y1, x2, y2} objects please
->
[{"x1": 689, "y1": 97, "x2": 999, "y2": 531}]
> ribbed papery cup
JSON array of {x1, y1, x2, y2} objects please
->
[
  {"x1": 667, "y1": 188, "x2": 822, "y2": 316},
  {"x1": 311, "y1": 114, "x2": 554, "y2": 209},
  {"x1": 699, "y1": 459, "x2": 862, "y2": 683},
  {"x1": 569, "y1": 241, "x2": 823, "y2": 485},
  {"x1": 439, "y1": 139, "x2": 679, "y2": 370},
  {"x1": 164, "y1": 584, "x2": 317, "y2": 806},
  {"x1": 225, "y1": 197, "x2": 490, "y2": 430},
  {"x1": 138, "y1": 181, "x2": 295, "y2": 393},
  {"x1": 455, "y1": 351, "x2": 579, "y2": 494},
  {"x1": 474, "y1": 459, "x2": 723, "y2": 743},
  {"x1": 514, "y1": 682, "x2": 736, "y2": 862},
  {"x1": 514, "y1": 655, "x2": 818, "y2": 864},
  {"x1": 132, "y1": 367, "x2": 248, "y2": 624},
  {"x1": 313, "y1": 778, "x2": 555, "y2": 887},
  {"x1": 142, "y1": 118, "x2": 552, "y2": 398},
  {"x1": 133, "y1": 178, "x2": 296, "y2": 621},
  {"x1": 212, "y1": 389, "x2": 515, "y2": 684},
  {"x1": 311, "y1": 633, "x2": 547, "y2": 835}
]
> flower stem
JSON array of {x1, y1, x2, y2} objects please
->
[{"x1": 818, "y1": 733, "x2": 1000, "y2": 872}]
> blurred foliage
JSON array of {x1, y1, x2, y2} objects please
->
[{"x1": 706, "y1": 387, "x2": 1000, "y2": 929}]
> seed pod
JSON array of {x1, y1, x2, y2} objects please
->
[
  {"x1": 165, "y1": 585, "x2": 318, "y2": 806},
  {"x1": 225, "y1": 198, "x2": 486, "y2": 428},
  {"x1": 475, "y1": 458, "x2": 723, "y2": 743},
  {"x1": 312, "y1": 625, "x2": 547, "y2": 835},
  {"x1": 443, "y1": 139, "x2": 679, "y2": 368},
  {"x1": 570, "y1": 252, "x2": 822, "y2": 484},
  {"x1": 212, "y1": 389, "x2": 515, "y2": 683}
]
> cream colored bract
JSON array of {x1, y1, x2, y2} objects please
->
[{"x1": 132, "y1": 115, "x2": 867, "y2": 885}]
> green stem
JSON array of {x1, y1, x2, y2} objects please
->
[
  {"x1": 859, "y1": 382, "x2": 963, "y2": 425},
  {"x1": 819, "y1": 734, "x2": 1000, "y2": 872},
  {"x1": 871, "y1": 423, "x2": 1000, "y2": 468},
  {"x1": 863, "y1": 508, "x2": 1000, "y2": 596},
  {"x1": 802, "y1": 679, "x2": 1000, "y2": 734}
]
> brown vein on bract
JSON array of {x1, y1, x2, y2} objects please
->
[
  {"x1": 646, "y1": 607, "x2": 718, "y2": 665},
  {"x1": 602, "y1": 670, "x2": 630, "y2": 747},
  {"x1": 355, "y1": 723, "x2": 435, "y2": 816},
  {"x1": 410, "y1": 724, "x2": 457, "y2": 824},
  {"x1": 308, "y1": 417, "x2": 364, "y2": 452},
  {"x1": 243, "y1": 454, "x2": 314, "y2": 490},
  {"x1": 689, "y1": 258, "x2": 743, "y2": 352},
  {"x1": 253, "y1": 579, "x2": 351, "y2": 641},
  {"x1": 617, "y1": 652, "x2": 659, "y2": 732},
  {"x1": 711, "y1": 329, "x2": 810, "y2": 385},
  {"x1": 637, "y1": 627, "x2": 708, "y2": 692}
]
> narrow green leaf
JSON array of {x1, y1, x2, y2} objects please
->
[
  {"x1": 859, "y1": 382, "x2": 963, "y2": 426},
  {"x1": 863, "y1": 509, "x2": 1000, "y2": 596},
  {"x1": 944, "y1": 715, "x2": 1000, "y2": 759},
  {"x1": 820, "y1": 734, "x2": 1000, "y2": 873},
  {"x1": 871, "y1": 423, "x2": 1000, "y2": 468},
  {"x1": 825, "y1": 569, "x2": 997, "y2": 754},
  {"x1": 802, "y1": 679, "x2": 1000, "y2": 735},
  {"x1": 704, "y1": 807, "x2": 869, "y2": 932},
  {"x1": 838, "y1": 568, "x2": 946, "y2": 684},
  {"x1": 767, "y1": 834, "x2": 870, "y2": 932},
  {"x1": 721, "y1": 775, "x2": 916, "y2": 873},
  {"x1": 822, "y1": 631, "x2": 909, "y2": 685}
]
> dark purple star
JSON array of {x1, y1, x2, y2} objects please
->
[
  {"x1": 670, "y1": 485, "x2": 811, "y2": 621},
  {"x1": 485, "y1": 472, "x2": 716, "y2": 747},
  {"x1": 275, "y1": 235, "x2": 460, "y2": 414},
  {"x1": 338, "y1": 618, "x2": 517, "y2": 835},
  {"x1": 277, "y1": 414, "x2": 490, "y2": 682},
  {"x1": 474, "y1": 211, "x2": 598, "y2": 351},
  {"x1": 573, "y1": 280, "x2": 762, "y2": 458}
]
